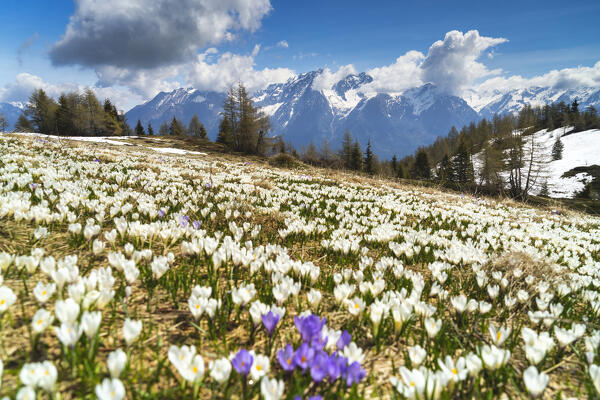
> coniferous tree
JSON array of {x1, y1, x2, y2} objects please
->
[
  {"x1": 452, "y1": 139, "x2": 474, "y2": 186},
  {"x1": 350, "y1": 141, "x2": 363, "y2": 171},
  {"x1": 14, "y1": 114, "x2": 33, "y2": 132},
  {"x1": 188, "y1": 115, "x2": 207, "y2": 138},
  {"x1": 364, "y1": 139, "x2": 376, "y2": 175},
  {"x1": 551, "y1": 136, "x2": 564, "y2": 161},
  {"x1": 396, "y1": 163, "x2": 405, "y2": 179},
  {"x1": 437, "y1": 154, "x2": 451, "y2": 183},
  {"x1": 25, "y1": 89, "x2": 58, "y2": 134},
  {"x1": 0, "y1": 114, "x2": 7, "y2": 132},
  {"x1": 169, "y1": 117, "x2": 184, "y2": 136},
  {"x1": 340, "y1": 131, "x2": 354, "y2": 169},
  {"x1": 391, "y1": 155, "x2": 398, "y2": 176},
  {"x1": 159, "y1": 121, "x2": 169, "y2": 136},
  {"x1": 135, "y1": 119, "x2": 145, "y2": 136},
  {"x1": 410, "y1": 150, "x2": 431, "y2": 180},
  {"x1": 56, "y1": 93, "x2": 78, "y2": 136},
  {"x1": 147, "y1": 123, "x2": 154, "y2": 136},
  {"x1": 216, "y1": 118, "x2": 234, "y2": 148}
]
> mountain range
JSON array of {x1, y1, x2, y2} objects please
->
[{"x1": 3, "y1": 70, "x2": 599, "y2": 158}]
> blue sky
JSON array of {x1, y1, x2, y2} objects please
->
[{"x1": 0, "y1": 0, "x2": 599, "y2": 110}]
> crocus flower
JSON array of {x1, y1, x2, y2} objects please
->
[
  {"x1": 336, "y1": 330, "x2": 351, "y2": 351},
  {"x1": 294, "y1": 343, "x2": 315, "y2": 370},
  {"x1": 277, "y1": 344, "x2": 296, "y2": 371},
  {"x1": 327, "y1": 354, "x2": 347, "y2": 381},
  {"x1": 231, "y1": 349, "x2": 253, "y2": 376},
  {"x1": 294, "y1": 314, "x2": 326, "y2": 343},
  {"x1": 262, "y1": 311, "x2": 280, "y2": 337},
  {"x1": 523, "y1": 365, "x2": 549, "y2": 397},
  {"x1": 345, "y1": 361, "x2": 366, "y2": 386},
  {"x1": 95, "y1": 378, "x2": 125, "y2": 400},
  {"x1": 309, "y1": 351, "x2": 330, "y2": 382}
]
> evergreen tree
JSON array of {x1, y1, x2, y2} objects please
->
[
  {"x1": 350, "y1": 141, "x2": 363, "y2": 171},
  {"x1": 15, "y1": 114, "x2": 34, "y2": 132},
  {"x1": 147, "y1": 123, "x2": 154, "y2": 136},
  {"x1": 363, "y1": 139, "x2": 376, "y2": 175},
  {"x1": 81, "y1": 89, "x2": 105, "y2": 136},
  {"x1": 216, "y1": 117, "x2": 234, "y2": 148},
  {"x1": 159, "y1": 121, "x2": 169, "y2": 136},
  {"x1": 169, "y1": 117, "x2": 184, "y2": 136},
  {"x1": 0, "y1": 113, "x2": 8, "y2": 132},
  {"x1": 451, "y1": 139, "x2": 474, "y2": 186},
  {"x1": 437, "y1": 154, "x2": 451, "y2": 183},
  {"x1": 188, "y1": 115, "x2": 207, "y2": 138},
  {"x1": 25, "y1": 89, "x2": 58, "y2": 134},
  {"x1": 135, "y1": 119, "x2": 145, "y2": 136},
  {"x1": 410, "y1": 150, "x2": 431, "y2": 180},
  {"x1": 551, "y1": 136, "x2": 564, "y2": 160},
  {"x1": 56, "y1": 93, "x2": 79, "y2": 136},
  {"x1": 391, "y1": 155, "x2": 398, "y2": 175},
  {"x1": 302, "y1": 141, "x2": 320, "y2": 165},
  {"x1": 396, "y1": 163, "x2": 405, "y2": 179},
  {"x1": 103, "y1": 99, "x2": 122, "y2": 136},
  {"x1": 340, "y1": 131, "x2": 354, "y2": 169}
]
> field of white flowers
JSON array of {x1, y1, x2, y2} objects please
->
[{"x1": 1, "y1": 134, "x2": 600, "y2": 399}]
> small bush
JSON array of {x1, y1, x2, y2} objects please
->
[{"x1": 268, "y1": 153, "x2": 301, "y2": 169}]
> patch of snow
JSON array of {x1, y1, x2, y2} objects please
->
[
  {"x1": 149, "y1": 147, "x2": 207, "y2": 155},
  {"x1": 192, "y1": 95, "x2": 206, "y2": 103},
  {"x1": 260, "y1": 102, "x2": 284, "y2": 117},
  {"x1": 3, "y1": 132, "x2": 135, "y2": 146}
]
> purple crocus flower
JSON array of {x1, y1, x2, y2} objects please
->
[
  {"x1": 277, "y1": 344, "x2": 295, "y2": 371},
  {"x1": 294, "y1": 314, "x2": 326, "y2": 343},
  {"x1": 293, "y1": 343, "x2": 315, "y2": 371},
  {"x1": 309, "y1": 396, "x2": 323, "y2": 400},
  {"x1": 192, "y1": 220, "x2": 202, "y2": 230},
  {"x1": 345, "y1": 361, "x2": 366, "y2": 387},
  {"x1": 309, "y1": 351, "x2": 329, "y2": 382},
  {"x1": 261, "y1": 311, "x2": 280, "y2": 337},
  {"x1": 327, "y1": 354, "x2": 347, "y2": 382},
  {"x1": 179, "y1": 215, "x2": 189, "y2": 228},
  {"x1": 231, "y1": 349, "x2": 253, "y2": 376},
  {"x1": 336, "y1": 330, "x2": 351, "y2": 351},
  {"x1": 158, "y1": 209, "x2": 166, "y2": 218},
  {"x1": 93, "y1": 158, "x2": 101, "y2": 163}
]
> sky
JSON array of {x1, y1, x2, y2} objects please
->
[{"x1": 0, "y1": 0, "x2": 599, "y2": 111}]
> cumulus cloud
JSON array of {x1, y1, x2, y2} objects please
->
[
  {"x1": 312, "y1": 65, "x2": 358, "y2": 91},
  {"x1": 476, "y1": 61, "x2": 600, "y2": 94},
  {"x1": 0, "y1": 73, "x2": 144, "y2": 111},
  {"x1": 363, "y1": 50, "x2": 425, "y2": 93},
  {"x1": 50, "y1": 0, "x2": 272, "y2": 69},
  {"x1": 277, "y1": 40, "x2": 289, "y2": 48},
  {"x1": 187, "y1": 48, "x2": 295, "y2": 94},
  {"x1": 362, "y1": 30, "x2": 506, "y2": 95},
  {"x1": 94, "y1": 65, "x2": 182, "y2": 99},
  {"x1": 420, "y1": 30, "x2": 507, "y2": 95}
]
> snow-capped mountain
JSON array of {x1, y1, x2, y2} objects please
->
[
  {"x1": 0, "y1": 102, "x2": 24, "y2": 131},
  {"x1": 126, "y1": 71, "x2": 480, "y2": 157},
  {"x1": 126, "y1": 88, "x2": 225, "y2": 135},
  {"x1": 466, "y1": 87, "x2": 600, "y2": 119},
  {"x1": 124, "y1": 70, "x2": 600, "y2": 158}
]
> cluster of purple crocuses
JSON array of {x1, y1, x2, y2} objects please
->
[{"x1": 277, "y1": 314, "x2": 365, "y2": 387}]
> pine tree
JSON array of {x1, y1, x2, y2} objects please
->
[
  {"x1": 451, "y1": 139, "x2": 474, "y2": 186},
  {"x1": 363, "y1": 139, "x2": 376, "y2": 175},
  {"x1": 135, "y1": 119, "x2": 145, "y2": 136},
  {"x1": 437, "y1": 154, "x2": 451, "y2": 183},
  {"x1": 410, "y1": 150, "x2": 431, "y2": 180},
  {"x1": 396, "y1": 163, "x2": 405, "y2": 179},
  {"x1": 216, "y1": 118, "x2": 234, "y2": 148},
  {"x1": 169, "y1": 117, "x2": 184, "y2": 136},
  {"x1": 188, "y1": 115, "x2": 207, "y2": 138},
  {"x1": 56, "y1": 93, "x2": 78, "y2": 136},
  {"x1": 0, "y1": 114, "x2": 8, "y2": 132},
  {"x1": 147, "y1": 123, "x2": 154, "y2": 135},
  {"x1": 340, "y1": 131, "x2": 353, "y2": 169},
  {"x1": 391, "y1": 155, "x2": 398, "y2": 175},
  {"x1": 551, "y1": 136, "x2": 564, "y2": 160},
  {"x1": 15, "y1": 114, "x2": 33, "y2": 132},
  {"x1": 25, "y1": 89, "x2": 58, "y2": 134},
  {"x1": 350, "y1": 141, "x2": 363, "y2": 171},
  {"x1": 159, "y1": 121, "x2": 169, "y2": 136}
]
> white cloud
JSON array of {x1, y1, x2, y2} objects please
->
[
  {"x1": 187, "y1": 48, "x2": 295, "y2": 94},
  {"x1": 50, "y1": 0, "x2": 272, "y2": 69},
  {"x1": 420, "y1": 30, "x2": 507, "y2": 95},
  {"x1": 362, "y1": 50, "x2": 425, "y2": 93},
  {"x1": 95, "y1": 65, "x2": 182, "y2": 99},
  {"x1": 362, "y1": 30, "x2": 506, "y2": 95},
  {"x1": 0, "y1": 73, "x2": 144, "y2": 111},
  {"x1": 312, "y1": 65, "x2": 358, "y2": 91},
  {"x1": 276, "y1": 40, "x2": 289, "y2": 48}
]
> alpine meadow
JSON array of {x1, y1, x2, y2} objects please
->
[{"x1": 1, "y1": 1, "x2": 600, "y2": 399}]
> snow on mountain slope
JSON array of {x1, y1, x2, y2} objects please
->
[
  {"x1": 472, "y1": 127, "x2": 600, "y2": 198},
  {"x1": 0, "y1": 102, "x2": 23, "y2": 131}
]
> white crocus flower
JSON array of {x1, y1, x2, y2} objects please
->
[
  {"x1": 107, "y1": 349, "x2": 127, "y2": 378},
  {"x1": 261, "y1": 377, "x2": 284, "y2": 400},
  {"x1": 523, "y1": 365, "x2": 549, "y2": 397},
  {"x1": 95, "y1": 378, "x2": 126, "y2": 400},
  {"x1": 122, "y1": 318, "x2": 142, "y2": 346},
  {"x1": 209, "y1": 357, "x2": 232, "y2": 384}
]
